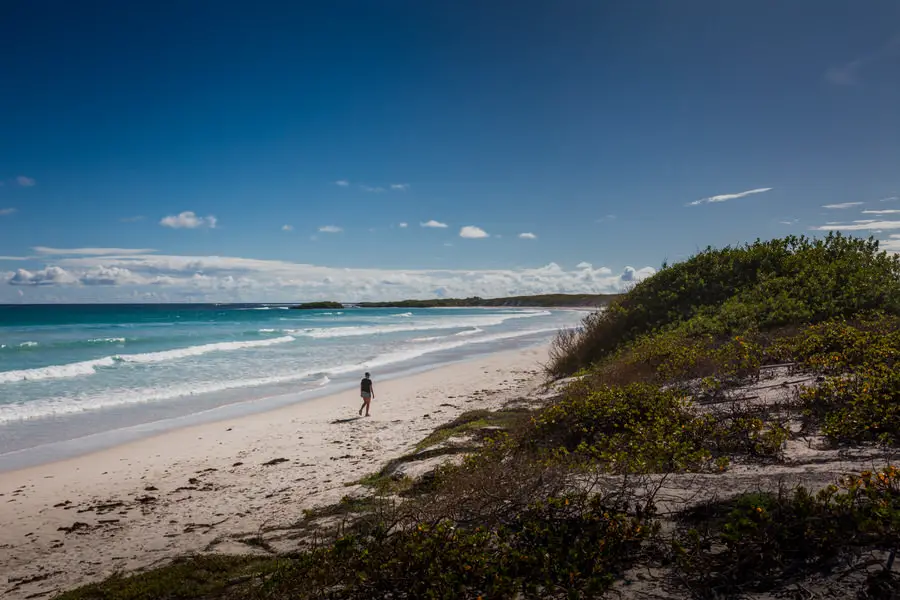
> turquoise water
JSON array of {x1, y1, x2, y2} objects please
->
[{"x1": 0, "y1": 304, "x2": 582, "y2": 464}]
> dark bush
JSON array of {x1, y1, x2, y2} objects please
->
[
  {"x1": 265, "y1": 492, "x2": 652, "y2": 599},
  {"x1": 673, "y1": 467, "x2": 900, "y2": 596}
]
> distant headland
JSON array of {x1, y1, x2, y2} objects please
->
[{"x1": 289, "y1": 293, "x2": 619, "y2": 310}]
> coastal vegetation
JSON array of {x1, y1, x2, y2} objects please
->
[
  {"x1": 56, "y1": 233, "x2": 900, "y2": 599},
  {"x1": 356, "y1": 294, "x2": 620, "y2": 308},
  {"x1": 290, "y1": 301, "x2": 344, "y2": 310},
  {"x1": 289, "y1": 294, "x2": 618, "y2": 310}
]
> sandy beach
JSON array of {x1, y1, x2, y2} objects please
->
[{"x1": 1, "y1": 345, "x2": 549, "y2": 599}]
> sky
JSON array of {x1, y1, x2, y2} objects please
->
[{"x1": 1, "y1": 1, "x2": 899, "y2": 303}]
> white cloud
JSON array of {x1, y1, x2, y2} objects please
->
[
  {"x1": 16, "y1": 176, "x2": 36, "y2": 187},
  {"x1": 3, "y1": 252, "x2": 657, "y2": 302},
  {"x1": 779, "y1": 218, "x2": 800, "y2": 225},
  {"x1": 880, "y1": 196, "x2": 899, "y2": 202},
  {"x1": 282, "y1": 224, "x2": 294, "y2": 231},
  {"x1": 576, "y1": 262, "x2": 592, "y2": 269},
  {"x1": 9, "y1": 266, "x2": 78, "y2": 286},
  {"x1": 443, "y1": 242, "x2": 454, "y2": 247},
  {"x1": 318, "y1": 225, "x2": 343, "y2": 233},
  {"x1": 335, "y1": 180, "x2": 350, "y2": 187},
  {"x1": 160, "y1": 211, "x2": 217, "y2": 229},
  {"x1": 360, "y1": 185, "x2": 385, "y2": 193},
  {"x1": 812, "y1": 220, "x2": 900, "y2": 231},
  {"x1": 687, "y1": 187, "x2": 773, "y2": 206},
  {"x1": 32, "y1": 247, "x2": 156, "y2": 256},
  {"x1": 822, "y1": 202, "x2": 863, "y2": 209},
  {"x1": 80, "y1": 266, "x2": 143, "y2": 286},
  {"x1": 0, "y1": 208, "x2": 16, "y2": 216},
  {"x1": 862, "y1": 209, "x2": 900, "y2": 215},
  {"x1": 421, "y1": 220, "x2": 448, "y2": 228},
  {"x1": 120, "y1": 215, "x2": 145, "y2": 222},
  {"x1": 518, "y1": 232, "x2": 537, "y2": 239},
  {"x1": 460, "y1": 226, "x2": 489, "y2": 239},
  {"x1": 596, "y1": 214, "x2": 616, "y2": 223},
  {"x1": 399, "y1": 222, "x2": 408, "y2": 228},
  {"x1": 390, "y1": 184, "x2": 410, "y2": 191}
]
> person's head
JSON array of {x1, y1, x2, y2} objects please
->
[{"x1": 364, "y1": 372, "x2": 370, "y2": 378}]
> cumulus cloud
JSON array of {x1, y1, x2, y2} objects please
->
[
  {"x1": 16, "y1": 176, "x2": 36, "y2": 187},
  {"x1": 390, "y1": 184, "x2": 410, "y2": 191},
  {"x1": 282, "y1": 224, "x2": 294, "y2": 231},
  {"x1": 518, "y1": 232, "x2": 537, "y2": 239},
  {"x1": 460, "y1": 226, "x2": 489, "y2": 239},
  {"x1": 0, "y1": 208, "x2": 16, "y2": 216},
  {"x1": 160, "y1": 211, "x2": 217, "y2": 229},
  {"x1": 812, "y1": 220, "x2": 900, "y2": 231},
  {"x1": 3, "y1": 252, "x2": 658, "y2": 302},
  {"x1": 421, "y1": 220, "x2": 448, "y2": 228},
  {"x1": 9, "y1": 266, "x2": 78, "y2": 286},
  {"x1": 822, "y1": 202, "x2": 863, "y2": 209},
  {"x1": 335, "y1": 180, "x2": 350, "y2": 187},
  {"x1": 80, "y1": 266, "x2": 142, "y2": 286},
  {"x1": 33, "y1": 247, "x2": 156, "y2": 256},
  {"x1": 576, "y1": 262, "x2": 592, "y2": 269},
  {"x1": 318, "y1": 225, "x2": 343, "y2": 233},
  {"x1": 687, "y1": 187, "x2": 772, "y2": 206},
  {"x1": 399, "y1": 222, "x2": 408, "y2": 228}
]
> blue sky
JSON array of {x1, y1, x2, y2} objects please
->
[{"x1": 2, "y1": 1, "x2": 899, "y2": 302}]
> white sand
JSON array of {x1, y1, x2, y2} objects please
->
[{"x1": 1, "y1": 345, "x2": 548, "y2": 599}]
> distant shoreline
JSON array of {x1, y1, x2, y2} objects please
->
[{"x1": 292, "y1": 293, "x2": 619, "y2": 310}]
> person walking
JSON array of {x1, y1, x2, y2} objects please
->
[{"x1": 359, "y1": 372, "x2": 374, "y2": 417}]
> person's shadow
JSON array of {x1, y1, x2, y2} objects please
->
[{"x1": 330, "y1": 416, "x2": 363, "y2": 424}]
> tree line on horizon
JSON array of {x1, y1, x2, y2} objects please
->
[{"x1": 291, "y1": 293, "x2": 621, "y2": 310}]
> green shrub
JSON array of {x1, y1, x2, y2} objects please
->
[
  {"x1": 767, "y1": 314, "x2": 900, "y2": 445},
  {"x1": 673, "y1": 467, "x2": 900, "y2": 596},
  {"x1": 800, "y1": 367, "x2": 900, "y2": 445},
  {"x1": 528, "y1": 383, "x2": 784, "y2": 473},
  {"x1": 549, "y1": 233, "x2": 900, "y2": 376},
  {"x1": 265, "y1": 492, "x2": 652, "y2": 599}
]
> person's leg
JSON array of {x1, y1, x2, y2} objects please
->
[
  {"x1": 364, "y1": 396, "x2": 371, "y2": 416},
  {"x1": 359, "y1": 396, "x2": 365, "y2": 416}
]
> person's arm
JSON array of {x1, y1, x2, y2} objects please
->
[{"x1": 371, "y1": 384, "x2": 375, "y2": 399}]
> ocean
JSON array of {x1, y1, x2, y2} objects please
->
[{"x1": 0, "y1": 304, "x2": 584, "y2": 469}]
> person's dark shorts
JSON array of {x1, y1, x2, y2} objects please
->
[{"x1": 361, "y1": 391, "x2": 372, "y2": 400}]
